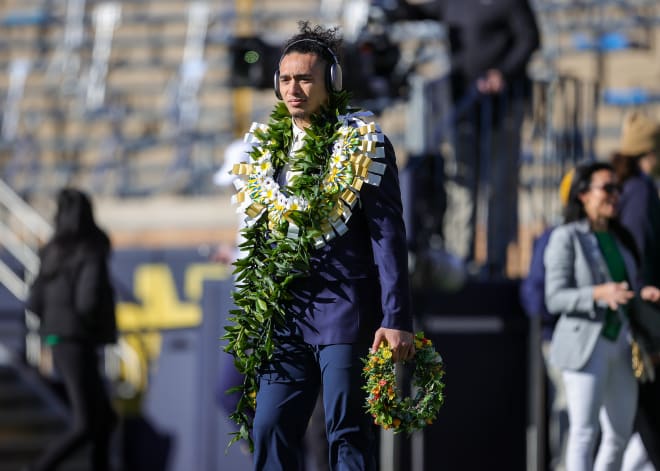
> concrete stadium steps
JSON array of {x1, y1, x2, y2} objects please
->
[
  {"x1": 0, "y1": 313, "x2": 25, "y2": 355},
  {"x1": 0, "y1": 363, "x2": 90, "y2": 471},
  {"x1": 16, "y1": 192, "x2": 241, "y2": 248},
  {"x1": 0, "y1": 63, "x2": 233, "y2": 116},
  {"x1": 0, "y1": 0, "x2": 237, "y2": 193},
  {"x1": 539, "y1": 3, "x2": 660, "y2": 157},
  {"x1": 94, "y1": 194, "x2": 239, "y2": 247},
  {"x1": 0, "y1": 0, "x2": 325, "y2": 200},
  {"x1": 0, "y1": 2, "x2": 273, "y2": 197}
]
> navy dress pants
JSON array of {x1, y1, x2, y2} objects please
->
[{"x1": 253, "y1": 340, "x2": 376, "y2": 471}]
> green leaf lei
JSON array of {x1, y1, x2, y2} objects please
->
[{"x1": 223, "y1": 91, "x2": 383, "y2": 450}]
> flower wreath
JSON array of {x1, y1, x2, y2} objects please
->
[{"x1": 362, "y1": 332, "x2": 445, "y2": 434}]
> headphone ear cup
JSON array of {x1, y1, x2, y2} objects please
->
[
  {"x1": 274, "y1": 70, "x2": 282, "y2": 100},
  {"x1": 328, "y1": 63, "x2": 343, "y2": 93}
]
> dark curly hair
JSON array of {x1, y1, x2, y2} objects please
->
[{"x1": 281, "y1": 21, "x2": 342, "y2": 66}]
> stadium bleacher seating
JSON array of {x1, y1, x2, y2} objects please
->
[
  {"x1": 0, "y1": 0, "x2": 658, "y2": 255},
  {"x1": 0, "y1": 1, "x2": 322, "y2": 202}
]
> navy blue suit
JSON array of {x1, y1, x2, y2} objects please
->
[
  {"x1": 252, "y1": 136, "x2": 413, "y2": 470},
  {"x1": 289, "y1": 137, "x2": 412, "y2": 345}
]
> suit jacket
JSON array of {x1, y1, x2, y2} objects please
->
[
  {"x1": 287, "y1": 137, "x2": 413, "y2": 345},
  {"x1": 544, "y1": 220, "x2": 642, "y2": 370}
]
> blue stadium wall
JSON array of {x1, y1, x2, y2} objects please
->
[{"x1": 109, "y1": 248, "x2": 252, "y2": 470}]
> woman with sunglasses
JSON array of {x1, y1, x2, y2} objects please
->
[{"x1": 544, "y1": 161, "x2": 660, "y2": 471}]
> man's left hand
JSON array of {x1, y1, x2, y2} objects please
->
[{"x1": 371, "y1": 327, "x2": 415, "y2": 362}]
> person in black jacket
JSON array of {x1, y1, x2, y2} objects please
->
[
  {"x1": 26, "y1": 188, "x2": 118, "y2": 471},
  {"x1": 611, "y1": 112, "x2": 660, "y2": 471},
  {"x1": 439, "y1": 0, "x2": 540, "y2": 276},
  {"x1": 612, "y1": 112, "x2": 660, "y2": 288}
]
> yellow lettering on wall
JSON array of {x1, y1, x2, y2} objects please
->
[
  {"x1": 113, "y1": 262, "x2": 231, "y2": 397},
  {"x1": 184, "y1": 263, "x2": 231, "y2": 301},
  {"x1": 117, "y1": 264, "x2": 201, "y2": 331}
]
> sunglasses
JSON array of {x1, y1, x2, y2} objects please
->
[{"x1": 590, "y1": 183, "x2": 621, "y2": 194}]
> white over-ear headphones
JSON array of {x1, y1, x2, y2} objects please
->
[{"x1": 273, "y1": 38, "x2": 343, "y2": 100}]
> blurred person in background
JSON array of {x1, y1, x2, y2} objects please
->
[
  {"x1": 26, "y1": 188, "x2": 118, "y2": 471},
  {"x1": 520, "y1": 168, "x2": 574, "y2": 471},
  {"x1": 611, "y1": 111, "x2": 660, "y2": 288},
  {"x1": 211, "y1": 138, "x2": 253, "y2": 264},
  {"x1": 439, "y1": 0, "x2": 540, "y2": 276},
  {"x1": 611, "y1": 112, "x2": 660, "y2": 471},
  {"x1": 544, "y1": 162, "x2": 660, "y2": 471}
]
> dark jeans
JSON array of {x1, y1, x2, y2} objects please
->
[{"x1": 33, "y1": 342, "x2": 117, "y2": 471}]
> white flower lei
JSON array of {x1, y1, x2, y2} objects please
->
[{"x1": 231, "y1": 112, "x2": 387, "y2": 247}]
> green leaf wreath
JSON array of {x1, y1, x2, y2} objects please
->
[{"x1": 222, "y1": 91, "x2": 364, "y2": 450}]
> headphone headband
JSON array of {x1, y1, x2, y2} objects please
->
[{"x1": 279, "y1": 38, "x2": 340, "y2": 67}]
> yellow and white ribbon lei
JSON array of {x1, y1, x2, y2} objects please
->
[{"x1": 231, "y1": 112, "x2": 387, "y2": 248}]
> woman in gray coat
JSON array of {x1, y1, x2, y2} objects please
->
[{"x1": 544, "y1": 161, "x2": 660, "y2": 471}]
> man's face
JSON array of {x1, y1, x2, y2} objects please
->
[{"x1": 278, "y1": 52, "x2": 329, "y2": 128}]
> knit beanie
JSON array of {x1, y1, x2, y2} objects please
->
[{"x1": 619, "y1": 111, "x2": 660, "y2": 156}]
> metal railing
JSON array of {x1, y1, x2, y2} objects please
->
[
  {"x1": 0, "y1": 178, "x2": 52, "y2": 371},
  {"x1": 0, "y1": 178, "x2": 52, "y2": 300}
]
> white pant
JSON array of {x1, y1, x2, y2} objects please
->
[
  {"x1": 622, "y1": 432, "x2": 654, "y2": 471},
  {"x1": 543, "y1": 342, "x2": 568, "y2": 471},
  {"x1": 562, "y1": 330, "x2": 638, "y2": 471}
]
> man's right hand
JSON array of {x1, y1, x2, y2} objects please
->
[{"x1": 371, "y1": 327, "x2": 415, "y2": 363}]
